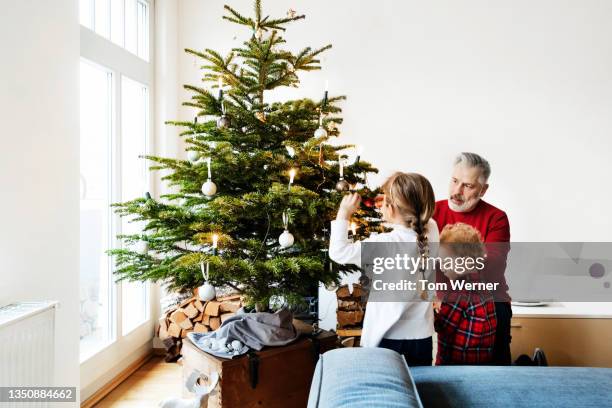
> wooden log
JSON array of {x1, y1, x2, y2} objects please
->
[
  {"x1": 215, "y1": 293, "x2": 242, "y2": 302},
  {"x1": 158, "y1": 317, "x2": 169, "y2": 340},
  {"x1": 209, "y1": 317, "x2": 221, "y2": 331},
  {"x1": 204, "y1": 301, "x2": 221, "y2": 317},
  {"x1": 336, "y1": 328, "x2": 362, "y2": 337},
  {"x1": 351, "y1": 284, "x2": 364, "y2": 299},
  {"x1": 163, "y1": 305, "x2": 178, "y2": 316},
  {"x1": 336, "y1": 284, "x2": 351, "y2": 299},
  {"x1": 169, "y1": 309, "x2": 188, "y2": 325},
  {"x1": 193, "y1": 299, "x2": 204, "y2": 312},
  {"x1": 181, "y1": 329, "x2": 193, "y2": 338},
  {"x1": 219, "y1": 300, "x2": 241, "y2": 313},
  {"x1": 180, "y1": 297, "x2": 194, "y2": 308},
  {"x1": 194, "y1": 323, "x2": 209, "y2": 333},
  {"x1": 179, "y1": 317, "x2": 194, "y2": 330},
  {"x1": 194, "y1": 312, "x2": 204, "y2": 323},
  {"x1": 337, "y1": 300, "x2": 363, "y2": 311},
  {"x1": 336, "y1": 283, "x2": 364, "y2": 299},
  {"x1": 337, "y1": 310, "x2": 365, "y2": 328},
  {"x1": 202, "y1": 314, "x2": 211, "y2": 326},
  {"x1": 168, "y1": 322, "x2": 182, "y2": 338},
  {"x1": 184, "y1": 303, "x2": 199, "y2": 319}
]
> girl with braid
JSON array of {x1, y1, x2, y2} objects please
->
[{"x1": 329, "y1": 172, "x2": 438, "y2": 366}]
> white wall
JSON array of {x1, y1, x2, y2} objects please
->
[
  {"x1": 173, "y1": 0, "x2": 612, "y2": 242},
  {"x1": 0, "y1": 0, "x2": 80, "y2": 403}
]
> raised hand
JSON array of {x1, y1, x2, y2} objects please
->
[{"x1": 336, "y1": 192, "x2": 361, "y2": 221}]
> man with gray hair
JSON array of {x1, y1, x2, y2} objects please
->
[{"x1": 433, "y1": 152, "x2": 512, "y2": 365}]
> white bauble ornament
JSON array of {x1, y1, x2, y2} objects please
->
[
  {"x1": 216, "y1": 115, "x2": 230, "y2": 129},
  {"x1": 133, "y1": 239, "x2": 149, "y2": 255},
  {"x1": 187, "y1": 150, "x2": 200, "y2": 162},
  {"x1": 314, "y1": 126, "x2": 328, "y2": 138},
  {"x1": 198, "y1": 282, "x2": 216, "y2": 302},
  {"x1": 201, "y1": 179, "x2": 217, "y2": 197},
  {"x1": 231, "y1": 340, "x2": 243, "y2": 350},
  {"x1": 278, "y1": 229, "x2": 294, "y2": 248}
]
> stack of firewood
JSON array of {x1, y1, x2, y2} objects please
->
[
  {"x1": 157, "y1": 293, "x2": 243, "y2": 362},
  {"x1": 336, "y1": 283, "x2": 367, "y2": 342}
]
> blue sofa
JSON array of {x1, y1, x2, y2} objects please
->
[{"x1": 307, "y1": 347, "x2": 612, "y2": 408}]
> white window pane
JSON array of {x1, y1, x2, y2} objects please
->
[
  {"x1": 121, "y1": 76, "x2": 148, "y2": 206},
  {"x1": 137, "y1": 0, "x2": 149, "y2": 60},
  {"x1": 122, "y1": 280, "x2": 149, "y2": 334},
  {"x1": 94, "y1": 0, "x2": 111, "y2": 39},
  {"x1": 124, "y1": 0, "x2": 137, "y2": 55},
  {"x1": 121, "y1": 76, "x2": 149, "y2": 334},
  {"x1": 110, "y1": 0, "x2": 125, "y2": 47},
  {"x1": 80, "y1": 0, "x2": 94, "y2": 29},
  {"x1": 80, "y1": 60, "x2": 114, "y2": 358}
]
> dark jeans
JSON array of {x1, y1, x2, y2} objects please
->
[
  {"x1": 492, "y1": 302, "x2": 513, "y2": 365},
  {"x1": 379, "y1": 337, "x2": 433, "y2": 366}
]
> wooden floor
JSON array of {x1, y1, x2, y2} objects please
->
[{"x1": 94, "y1": 357, "x2": 183, "y2": 407}]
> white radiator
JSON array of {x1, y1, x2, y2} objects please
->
[{"x1": 0, "y1": 301, "x2": 57, "y2": 407}]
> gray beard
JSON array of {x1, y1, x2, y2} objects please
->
[{"x1": 448, "y1": 197, "x2": 480, "y2": 213}]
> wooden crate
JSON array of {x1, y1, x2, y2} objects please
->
[{"x1": 181, "y1": 330, "x2": 336, "y2": 408}]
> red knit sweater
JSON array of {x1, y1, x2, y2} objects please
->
[{"x1": 433, "y1": 199, "x2": 511, "y2": 301}]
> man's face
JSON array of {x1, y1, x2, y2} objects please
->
[{"x1": 448, "y1": 164, "x2": 488, "y2": 212}]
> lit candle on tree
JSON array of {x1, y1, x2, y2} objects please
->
[
  {"x1": 323, "y1": 80, "x2": 329, "y2": 109},
  {"x1": 201, "y1": 157, "x2": 217, "y2": 197},
  {"x1": 212, "y1": 233, "x2": 219, "y2": 255},
  {"x1": 218, "y1": 77, "x2": 223, "y2": 100},
  {"x1": 288, "y1": 168, "x2": 297, "y2": 190}
]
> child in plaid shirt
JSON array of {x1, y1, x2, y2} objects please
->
[{"x1": 434, "y1": 223, "x2": 497, "y2": 365}]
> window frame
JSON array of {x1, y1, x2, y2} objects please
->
[{"x1": 79, "y1": 0, "x2": 156, "y2": 397}]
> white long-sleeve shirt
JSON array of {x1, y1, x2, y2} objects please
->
[{"x1": 329, "y1": 218, "x2": 439, "y2": 347}]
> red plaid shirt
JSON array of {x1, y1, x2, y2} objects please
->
[{"x1": 435, "y1": 288, "x2": 497, "y2": 365}]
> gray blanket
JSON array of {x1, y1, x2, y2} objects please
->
[{"x1": 187, "y1": 308, "x2": 299, "y2": 359}]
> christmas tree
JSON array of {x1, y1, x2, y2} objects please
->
[{"x1": 109, "y1": 0, "x2": 381, "y2": 309}]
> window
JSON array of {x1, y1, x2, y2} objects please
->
[
  {"x1": 79, "y1": 60, "x2": 114, "y2": 358},
  {"x1": 120, "y1": 76, "x2": 150, "y2": 334},
  {"x1": 79, "y1": 0, "x2": 153, "y2": 367},
  {"x1": 80, "y1": 0, "x2": 150, "y2": 60}
]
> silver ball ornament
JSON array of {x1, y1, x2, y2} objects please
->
[
  {"x1": 187, "y1": 150, "x2": 200, "y2": 162},
  {"x1": 216, "y1": 115, "x2": 230, "y2": 129},
  {"x1": 278, "y1": 229, "x2": 294, "y2": 248},
  {"x1": 335, "y1": 179, "x2": 350, "y2": 192},
  {"x1": 201, "y1": 179, "x2": 217, "y2": 197},
  {"x1": 314, "y1": 126, "x2": 328, "y2": 138},
  {"x1": 198, "y1": 282, "x2": 216, "y2": 302}
]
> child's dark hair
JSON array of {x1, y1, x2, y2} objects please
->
[{"x1": 382, "y1": 172, "x2": 436, "y2": 260}]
